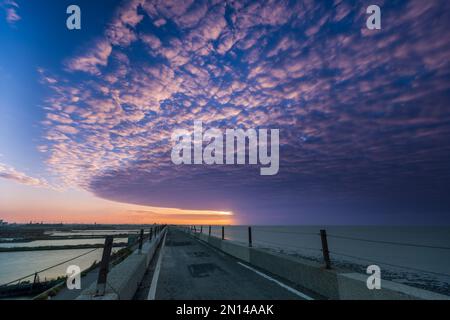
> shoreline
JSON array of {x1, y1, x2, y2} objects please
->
[{"x1": 0, "y1": 243, "x2": 127, "y2": 252}]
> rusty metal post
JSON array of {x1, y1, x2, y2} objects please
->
[
  {"x1": 96, "y1": 236, "x2": 114, "y2": 296},
  {"x1": 30, "y1": 272, "x2": 39, "y2": 294},
  {"x1": 138, "y1": 229, "x2": 144, "y2": 252},
  {"x1": 320, "y1": 229, "x2": 331, "y2": 269}
]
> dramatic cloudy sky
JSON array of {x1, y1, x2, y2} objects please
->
[{"x1": 1, "y1": 0, "x2": 450, "y2": 224}]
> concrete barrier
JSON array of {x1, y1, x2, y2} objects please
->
[
  {"x1": 337, "y1": 272, "x2": 449, "y2": 300},
  {"x1": 77, "y1": 229, "x2": 166, "y2": 300},
  {"x1": 207, "y1": 236, "x2": 222, "y2": 249},
  {"x1": 187, "y1": 230, "x2": 449, "y2": 300},
  {"x1": 249, "y1": 247, "x2": 340, "y2": 299},
  {"x1": 222, "y1": 241, "x2": 251, "y2": 263}
]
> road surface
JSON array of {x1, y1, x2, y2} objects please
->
[{"x1": 136, "y1": 228, "x2": 317, "y2": 300}]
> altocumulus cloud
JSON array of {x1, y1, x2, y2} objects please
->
[
  {"x1": 1, "y1": 0, "x2": 20, "y2": 25},
  {"x1": 0, "y1": 162, "x2": 48, "y2": 188},
  {"x1": 39, "y1": 0, "x2": 450, "y2": 223}
]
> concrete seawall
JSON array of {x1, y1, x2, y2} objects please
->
[
  {"x1": 76, "y1": 229, "x2": 166, "y2": 300},
  {"x1": 190, "y1": 230, "x2": 449, "y2": 300}
]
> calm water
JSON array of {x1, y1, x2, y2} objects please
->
[
  {"x1": 0, "y1": 229, "x2": 136, "y2": 286},
  {"x1": 0, "y1": 238, "x2": 127, "y2": 248},
  {"x1": 44, "y1": 230, "x2": 141, "y2": 237},
  {"x1": 0, "y1": 248, "x2": 118, "y2": 285}
]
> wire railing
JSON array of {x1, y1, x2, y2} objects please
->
[
  {"x1": 326, "y1": 234, "x2": 450, "y2": 251},
  {"x1": 183, "y1": 225, "x2": 450, "y2": 281},
  {"x1": 0, "y1": 226, "x2": 166, "y2": 293},
  {"x1": 328, "y1": 250, "x2": 450, "y2": 278},
  {"x1": 0, "y1": 247, "x2": 101, "y2": 287}
]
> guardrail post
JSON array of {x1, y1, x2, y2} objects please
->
[
  {"x1": 200, "y1": 226, "x2": 203, "y2": 234},
  {"x1": 138, "y1": 229, "x2": 144, "y2": 252},
  {"x1": 96, "y1": 236, "x2": 114, "y2": 296},
  {"x1": 30, "y1": 272, "x2": 39, "y2": 294},
  {"x1": 320, "y1": 229, "x2": 331, "y2": 269},
  {"x1": 209, "y1": 225, "x2": 211, "y2": 236},
  {"x1": 222, "y1": 226, "x2": 225, "y2": 240},
  {"x1": 248, "y1": 226, "x2": 252, "y2": 247}
]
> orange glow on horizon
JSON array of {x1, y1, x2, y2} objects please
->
[
  {"x1": 0, "y1": 181, "x2": 237, "y2": 225},
  {"x1": 0, "y1": 212, "x2": 235, "y2": 225}
]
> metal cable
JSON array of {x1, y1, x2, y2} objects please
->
[
  {"x1": 328, "y1": 250, "x2": 450, "y2": 278},
  {"x1": 0, "y1": 247, "x2": 101, "y2": 287},
  {"x1": 327, "y1": 234, "x2": 450, "y2": 251}
]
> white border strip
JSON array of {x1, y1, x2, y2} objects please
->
[
  {"x1": 237, "y1": 262, "x2": 314, "y2": 300},
  {"x1": 147, "y1": 232, "x2": 167, "y2": 300}
]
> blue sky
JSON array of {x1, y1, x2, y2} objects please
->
[
  {"x1": 0, "y1": 1, "x2": 119, "y2": 171},
  {"x1": 1, "y1": 0, "x2": 450, "y2": 224}
]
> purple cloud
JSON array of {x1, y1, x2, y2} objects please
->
[{"x1": 39, "y1": 0, "x2": 450, "y2": 223}]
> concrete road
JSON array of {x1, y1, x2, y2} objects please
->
[{"x1": 147, "y1": 228, "x2": 315, "y2": 300}]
